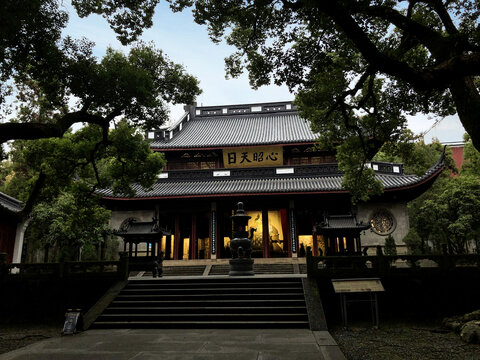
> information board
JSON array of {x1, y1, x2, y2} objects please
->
[{"x1": 332, "y1": 278, "x2": 385, "y2": 294}]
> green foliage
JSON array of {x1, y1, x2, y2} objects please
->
[
  {"x1": 170, "y1": 0, "x2": 480, "y2": 199},
  {"x1": 403, "y1": 229, "x2": 423, "y2": 255},
  {"x1": 1, "y1": 114, "x2": 165, "y2": 260},
  {"x1": 406, "y1": 138, "x2": 480, "y2": 254},
  {"x1": 0, "y1": 1, "x2": 171, "y2": 112},
  {"x1": 1, "y1": 122, "x2": 165, "y2": 202},
  {"x1": 0, "y1": 1, "x2": 201, "y2": 260},
  {"x1": 336, "y1": 138, "x2": 383, "y2": 203},
  {"x1": 28, "y1": 191, "x2": 111, "y2": 261},
  {"x1": 375, "y1": 137, "x2": 457, "y2": 175},
  {"x1": 0, "y1": 1, "x2": 200, "y2": 213},
  {"x1": 461, "y1": 134, "x2": 480, "y2": 176},
  {"x1": 384, "y1": 235, "x2": 397, "y2": 256}
]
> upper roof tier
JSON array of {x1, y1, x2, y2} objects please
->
[{"x1": 148, "y1": 101, "x2": 318, "y2": 150}]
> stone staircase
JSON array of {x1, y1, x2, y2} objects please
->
[{"x1": 91, "y1": 277, "x2": 309, "y2": 329}]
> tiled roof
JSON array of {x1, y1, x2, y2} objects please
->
[
  {"x1": 99, "y1": 161, "x2": 443, "y2": 200},
  {"x1": 0, "y1": 192, "x2": 24, "y2": 212},
  {"x1": 150, "y1": 112, "x2": 317, "y2": 149}
]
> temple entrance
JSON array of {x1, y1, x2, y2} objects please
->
[
  {"x1": 244, "y1": 209, "x2": 288, "y2": 258},
  {"x1": 246, "y1": 210, "x2": 263, "y2": 257},
  {"x1": 196, "y1": 213, "x2": 210, "y2": 259},
  {"x1": 267, "y1": 210, "x2": 288, "y2": 257},
  {"x1": 161, "y1": 235, "x2": 174, "y2": 260}
]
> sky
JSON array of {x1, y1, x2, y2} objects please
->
[{"x1": 63, "y1": 2, "x2": 466, "y2": 144}]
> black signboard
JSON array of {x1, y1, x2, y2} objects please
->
[{"x1": 62, "y1": 309, "x2": 83, "y2": 335}]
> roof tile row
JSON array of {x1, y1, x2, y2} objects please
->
[
  {"x1": 150, "y1": 112, "x2": 317, "y2": 149},
  {"x1": 99, "y1": 161, "x2": 443, "y2": 199}
]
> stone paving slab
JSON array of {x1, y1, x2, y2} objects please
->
[{"x1": 0, "y1": 329, "x2": 346, "y2": 360}]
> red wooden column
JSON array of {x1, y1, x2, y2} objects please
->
[
  {"x1": 191, "y1": 214, "x2": 197, "y2": 260},
  {"x1": 262, "y1": 209, "x2": 269, "y2": 258},
  {"x1": 173, "y1": 214, "x2": 180, "y2": 260}
]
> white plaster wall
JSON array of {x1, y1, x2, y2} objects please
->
[
  {"x1": 356, "y1": 201, "x2": 409, "y2": 254},
  {"x1": 12, "y1": 219, "x2": 30, "y2": 263},
  {"x1": 110, "y1": 210, "x2": 156, "y2": 254},
  {"x1": 109, "y1": 210, "x2": 156, "y2": 230}
]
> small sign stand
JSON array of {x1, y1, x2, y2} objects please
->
[
  {"x1": 62, "y1": 309, "x2": 83, "y2": 335},
  {"x1": 332, "y1": 278, "x2": 385, "y2": 329}
]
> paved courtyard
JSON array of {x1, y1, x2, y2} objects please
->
[{"x1": 0, "y1": 328, "x2": 346, "y2": 360}]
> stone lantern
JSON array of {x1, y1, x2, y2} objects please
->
[{"x1": 229, "y1": 202, "x2": 254, "y2": 276}]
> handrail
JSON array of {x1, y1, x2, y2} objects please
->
[
  {"x1": 306, "y1": 252, "x2": 480, "y2": 278},
  {"x1": 0, "y1": 253, "x2": 130, "y2": 280}
]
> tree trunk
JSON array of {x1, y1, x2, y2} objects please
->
[{"x1": 449, "y1": 77, "x2": 480, "y2": 150}]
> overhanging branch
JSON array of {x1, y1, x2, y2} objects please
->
[{"x1": 0, "y1": 111, "x2": 110, "y2": 144}]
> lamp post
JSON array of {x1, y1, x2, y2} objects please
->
[{"x1": 229, "y1": 202, "x2": 255, "y2": 276}]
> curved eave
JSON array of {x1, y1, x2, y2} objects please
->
[
  {"x1": 382, "y1": 164, "x2": 444, "y2": 202},
  {"x1": 101, "y1": 170, "x2": 442, "y2": 201},
  {"x1": 102, "y1": 189, "x2": 349, "y2": 201}
]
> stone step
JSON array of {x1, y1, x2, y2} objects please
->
[
  {"x1": 115, "y1": 293, "x2": 305, "y2": 301},
  {"x1": 120, "y1": 287, "x2": 303, "y2": 295},
  {"x1": 91, "y1": 320, "x2": 310, "y2": 329},
  {"x1": 92, "y1": 277, "x2": 309, "y2": 329},
  {"x1": 129, "y1": 277, "x2": 302, "y2": 284},
  {"x1": 125, "y1": 282, "x2": 303, "y2": 290},
  {"x1": 110, "y1": 299, "x2": 307, "y2": 308},
  {"x1": 208, "y1": 264, "x2": 295, "y2": 275},
  {"x1": 161, "y1": 266, "x2": 206, "y2": 276},
  {"x1": 97, "y1": 313, "x2": 309, "y2": 322},
  {"x1": 104, "y1": 306, "x2": 307, "y2": 314}
]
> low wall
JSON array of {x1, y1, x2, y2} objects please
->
[
  {"x1": 307, "y1": 253, "x2": 480, "y2": 326},
  {"x1": 0, "y1": 277, "x2": 117, "y2": 324},
  {"x1": 0, "y1": 255, "x2": 129, "y2": 325}
]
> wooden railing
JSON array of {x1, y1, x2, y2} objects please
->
[
  {"x1": 0, "y1": 253, "x2": 129, "y2": 280},
  {"x1": 306, "y1": 250, "x2": 480, "y2": 278}
]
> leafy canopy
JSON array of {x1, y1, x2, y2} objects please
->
[
  {"x1": 405, "y1": 138, "x2": 480, "y2": 254},
  {"x1": 169, "y1": 0, "x2": 480, "y2": 200},
  {"x1": 0, "y1": 1, "x2": 201, "y2": 257},
  {"x1": 0, "y1": 1, "x2": 202, "y2": 212}
]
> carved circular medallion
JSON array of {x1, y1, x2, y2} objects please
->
[{"x1": 370, "y1": 209, "x2": 396, "y2": 235}]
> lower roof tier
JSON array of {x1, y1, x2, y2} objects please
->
[{"x1": 98, "y1": 160, "x2": 443, "y2": 201}]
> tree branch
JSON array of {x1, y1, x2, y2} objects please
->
[
  {"x1": 0, "y1": 111, "x2": 109, "y2": 144},
  {"x1": 21, "y1": 171, "x2": 46, "y2": 216},
  {"x1": 315, "y1": 1, "x2": 480, "y2": 91}
]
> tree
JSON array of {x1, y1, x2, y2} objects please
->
[
  {"x1": 461, "y1": 133, "x2": 480, "y2": 176},
  {"x1": 384, "y1": 234, "x2": 397, "y2": 256},
  {"x1": 27, "y1": 191, "x2": 112, "y2": 261},
  {"x1": 0, "y1": 1, "x2": 202, "y2": 212},
  {"x1": 405, "y1": 137, "x2": 480, "y2": 254},
  {"x1": 403, "y1": 228, "x2": 423, "y2": 255},
  {"x1": 169, "y1": 0, "x2": 480, "y2": 200},
  {"x1": 1, "y1": 120, "x2": 166, "y2": 260},
  {"x1": 0, "y1": 1, "x2": 202, "y2": 259}
]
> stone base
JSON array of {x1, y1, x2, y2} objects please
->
[{"x1": 229, "y1": 258, "x2": 255, "y2": 276}]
